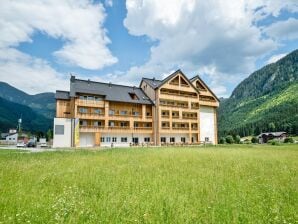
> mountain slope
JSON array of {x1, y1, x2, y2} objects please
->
[
  {"x1": 0, "y1": 82, "x2": 55, "y2": 119},
  {"x1": 0, "y1": 97, "x2": 52, "y2": 133},
  {"x1": 218, "y1": 49, "x2": 298, "y2": 137}
]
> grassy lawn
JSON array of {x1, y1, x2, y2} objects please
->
[{"x1": 0, "y1": 144, "x2": 297, "y2": 223}]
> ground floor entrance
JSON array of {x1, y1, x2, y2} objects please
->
[{"x1": 80, "y1": 133, "x2": 95, "y2": 147}]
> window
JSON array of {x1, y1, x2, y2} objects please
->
[
  {"x1": 205, "y1": 137, "x2": 209, "y2": 142},
  {"x1": 181, "y1": 137, "x2": 186, "y2": 143},
  {"x1": 120, "y1": 122, "x2": 127, "y2": 127},
  {"x1": 132, "y1": 137, "x2": 139, "y2": 144},
  {"x1": 161, "y1": 137, "x2": 166, "y2": 143},
  {"x1": 109, "y1": 110, "x2": 115, "y2": 115},
  {"x1": 109, "y1": 121, "x2": 115, "y2": 127},
  {"x1": 94, "y1": 109, "x2": 102, "y2": 114},
  {"x1": 170, "y1": 137, "x2": 175, "y2": 143},
  {"x1": 79, "y1": 107, "x2": 88, "y2": 113},
  {"x1": 132, "y1": 111, "x2": 139, "y2": 116},
  {"x1": 106, "y1": 137, "x2": 111, "y2": 142},
  {"x1": 79, "y1": 95, "x2": 87, "y2": 100},
  {"x1": 55, "y1": 125, "x2": 64, "y2": 135},
  {"x1": 112, "y1": 137, "x2": 117, "y2": 142},
  {"x1": 121, "y1": 137, "x2": 127, "y2": 143},
  {"x1": 80, "y1": 120, "x2": 87, "y2": 126},
  {"x1": 95, "y1": 96, "x2": 103, "y2": 101},
  {"x1": 100, "y1": 137, "x2": 105, "y2": 142},
  {"x1": 129, "y1": 92, "x2": 139, "y2": 100},
  {"x1": 87, "y1": 96, "x2": 94, "y2": 101},
  {"x1": 134, "y1": 122, "x2": 139, "y2": 128},
  {"x1": 120, "y1": 110, "x2": 127, "y2": 115},
  {"x1": 144, "y1": 137, "x2": 150, "y2": 142},
  {"x1": 94, "y1": 121, "x2": 101, "y2": 127}
]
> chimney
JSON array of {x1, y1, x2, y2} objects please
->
[{"x1": 70, "y1": 74, "x2": 75, "y2": 83}]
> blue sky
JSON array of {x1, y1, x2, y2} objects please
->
[{"x1": 0, "y1": 0, "x2": 298, "y2": 97}]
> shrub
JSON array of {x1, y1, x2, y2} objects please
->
[
  {"x1": 234, "y1": 135, "x2": 241, "y2": 144},
  {"x1": 219, "y1": 137, "x2": 226, "y2": 144},
  {"x1": 251, "y1": 136, "x2": 258, "y2": 143},
  {"x1": 284, "y1": 137, "x2": 294, "y2": 143},
  {"x1": 268, "y1": 140, "x2": 280, "y2": 145},
  {"x1": 225, "y1": 135, "x2": 234, "y2": 144}
]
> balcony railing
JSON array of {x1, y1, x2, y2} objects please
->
[
  {"x1": 77, "y1": 99, "x2": 105, "y2": 107},
  {"x1": 172, "y1": 127, "x2": 189, "y2": 130},
  {"x1": 77, "y1": 112, "x2": 105, "y2": 117}
]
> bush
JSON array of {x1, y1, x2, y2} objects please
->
[
  {"x1": 234, "y1": 135, "x2": 241, "y2": 144},
  {"x1": 251, "y1": 136, "x2": 258, "y2": 143},
  {"x1": 268, "y1": 140, "x2": 280, "y2": 145},
  {"x1": 219, "y1": 137, "x2": 226, "y2": 144},
  {"x1": 225, "y1": 135, "x2": 234, "y2": 144},
  {"x1": 284, "y1": 137, "x2": 294, "y2": 143}
]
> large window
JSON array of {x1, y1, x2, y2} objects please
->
[
  {"x1": 80, "y1": 120, "x2": 87, "y2": 126},
  {"x1": 181, "y1": 137, "x2": 186, "y2": 143},
  {"x1": 79, "y1": 107, "x2": 88, "y2": 113},
  {"x1": 55, "y1": 125, "x2": 64, "y2": 135},
  {"x1": 121, "y1": 137, "x2": 127, "y2": 143},
  {"x1": 109, "y1": 121, "x2": 115, "y2": 127},
  {"x1": 100, "y1": 137, "x2": 105, "y2": 142},
  {"x1": 120, "y1": 110, "x2": 127, "y2": 115},
  {"x1": 106, "y1": 137, "x2": 111, "y2": 142},
  {"x1": 94, "y1": 109, "x2": 102, "y2": 114},
  {"x1": 109, "y1": 110, "x2": 115, "y2": 115},
  {"x1": 112, "y1": 137, "x2": 117, "y2": 142},
  {"x1": 144, "y1": 137, "x2": 150, "y2": 142},
  {"x1": 161, "y1": 137, "x2": 166, "y2": 143},
  {"x1": 170, "y1": 137, "x2": 175, "y2": 143}
]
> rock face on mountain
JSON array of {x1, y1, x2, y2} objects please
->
[{"x1": 218, "y1": 49, "x2": 298, "y2": 137}]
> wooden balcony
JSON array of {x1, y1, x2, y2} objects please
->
[
  {"x1": 77, "y1": 99, "x2": 105, "y2": 107},
  {"x1": 77, "y1": 112, "x2": 105, "y2": 119}
]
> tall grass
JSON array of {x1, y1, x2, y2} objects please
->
[{"x1": 0, "y1": 144, "x2": 297, "y2": 223}]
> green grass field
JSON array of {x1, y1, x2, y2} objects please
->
[{"x1": 0, "y1": 144, "x2": 297, "y2": 223}]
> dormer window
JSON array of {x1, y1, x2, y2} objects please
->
[{"x1": 129, "y1": 92, "x2": 139, "y2": 100}]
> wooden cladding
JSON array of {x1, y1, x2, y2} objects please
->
[
  {"x1": 159, "y1": 99, "x2": 188, "y2": 108},
  {"x1": 160, "y1": 88, "x2": 197, "y2": 98},
  {"x1": 199, "y1": 95, "x2": 216, "y2": 102}
]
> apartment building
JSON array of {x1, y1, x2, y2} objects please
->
[{"x1": 53, "y1": 70, "x2": 219, "y2": 147}]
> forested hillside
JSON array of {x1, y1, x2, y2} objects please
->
[
  {"x1": 0, "y1": 97, "x2": 52, "y2": 133},
  {"x1": 0, "y1": 82, "x2": 54, "y2": 133},
  {"x1": 218, "y1": 49, "x2": 298, "y2": 137}
]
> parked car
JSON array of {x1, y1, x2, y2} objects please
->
[
  {"x1": 16, "y1": 141, "x2": 26, "y2": 147},
  {"x1": 26, "y1": 141, "x2": 36, "y2": 148},
  {"x1": 39, "y1": 138, "x2": 47, "y2": 147}
]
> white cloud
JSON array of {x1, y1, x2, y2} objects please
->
[
  {"x1": 122, "y1": 0, "x2": 298, "y2": 97},
  {"x1": 0, "y1": 0, "x2": 117, "y2": 70},
  {"x1": 266, "y1": 53, "x2": 287, "y2": 64},
  {"x1": 0, "y1": 48, "x2": 68, "y2": 94},
  {"x1": 264, "y1": 18, "x2": 298, "y2": 40}
]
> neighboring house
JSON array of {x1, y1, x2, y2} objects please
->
[
  {"x1": 258, "y1": 132, "x2": 287, "y2": 143},
  {"x1": 1, "y1": 133, "x2": 9, "y2": 140},
  {"x1": 5, "y1": 133, "x2": 18, "y2": 143},
  {"x1": 53, "y1": 69, "x2": 219, "y2": 147}
]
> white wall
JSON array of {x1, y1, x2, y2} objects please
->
[
  {"x1": 199, "y1": 106, "x2": 215, "y2": 143},
  {"x1": 79, "y1": 133, "x2": 95, "y2": 147},
  {"x1": 100, "y1": 133, "x2": 152, "y2": 147},
  {"x1": 5, "y1": 133, "x2": 18, "y2": 143},
  {"x1": 160, "y1": 133, "x2": 190, "y2": 143},
  {"x1": 53, "y1": 118, "x2": 73, "y2": 148}
]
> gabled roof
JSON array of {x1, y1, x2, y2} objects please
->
[
  {"x1": 190, "y1": 75, "x2": 220, "y2": 102},
  {"x1": 56, "y1": 90, "x2": 70, "y2": 100},
  {"x1": 70, "y1": 77, "x2": 153, "y2": 105},
  {"x1": 141, "y1": 69, "x2": 200, "y2": 94},
  {"x1": 141, "y1": 78, "x2": 163, "y2": 89},
  {"x1": 258, "y1": 132, "x2": 287, "y2": 137}
]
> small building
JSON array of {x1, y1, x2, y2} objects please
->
[
  {"x1": 258, "y1": 132, "x2": 287, "y2": 143},
  {"x1": 5, "y1": 133, "x2": 18, "y2": 143}
]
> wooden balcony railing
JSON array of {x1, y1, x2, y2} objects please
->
[{"x1": 77, "y1": 99, "x2": 105, "y2": 107}]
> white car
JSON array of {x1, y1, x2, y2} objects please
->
[
  {"x1": 16, "y1": 142, "x2": 26, "y2": 147},
  {"x1": 40, "y1": 142, "x2": 47, "y2": 147}
]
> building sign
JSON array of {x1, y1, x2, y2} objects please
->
[{"x1": 74, "y1": 118, "x2": 80, "y2": 147}]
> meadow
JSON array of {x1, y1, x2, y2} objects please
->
[{"x1": 0, "y1": 144, "x2": 297, "y2": 223}]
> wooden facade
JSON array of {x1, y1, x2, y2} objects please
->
[{"x1": 55, "y1": 70, "x2": 219, "y2": 147}]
